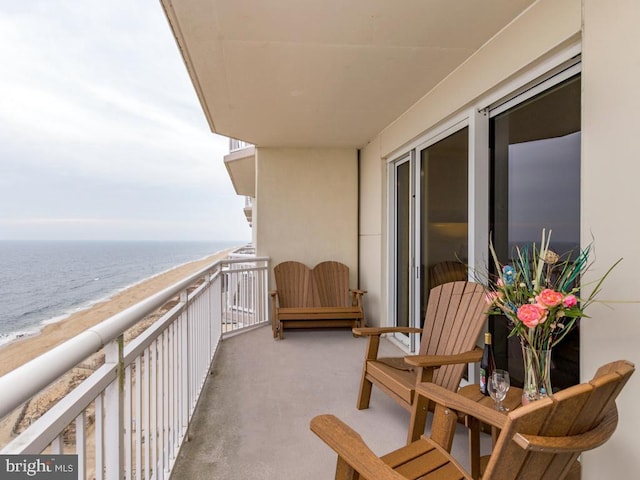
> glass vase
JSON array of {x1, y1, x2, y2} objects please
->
[{"x1": 521, "y1": 345, "x2": 552, "y2": 404}]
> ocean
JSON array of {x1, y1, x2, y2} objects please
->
[{"x1": 0, "y1": 240, "x2": 242, "y2": 346}]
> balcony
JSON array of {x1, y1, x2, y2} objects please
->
[
  {"x1": 224, "y1": 140, "x2": 256, "y2": 199},
  {"x1": 229, "y1": 139, "x2": 253, "y2": 153},
  {"x1": 170, "y1": 327, "x2": 414, "y2": 479},
  {"x1": 0, "y1": 249, "x2": 483, "y2": 479},
  {"x1": 243, "y1": 196, "x2": 253, "y2": 227}
]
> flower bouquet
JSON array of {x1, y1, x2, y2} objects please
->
[{"x1": 484, "y1": 229, "x2": 620, "y2": 400}]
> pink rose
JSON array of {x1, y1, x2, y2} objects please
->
[
  {"x1": 517, "y1": 304, "x2": 548, "y2": 328},
  {"x1": 563, "y1": 294, "x2": 578, "y2": 308},
  {"x1": 485, "y1": 292, "x2": 497, "y2": 305},
  {"x1": 485, "y1": 291, "x2": 503, "y2": 305},
  {"x1": 536, "y1": 289, "x2": 564, "y2": 308}
]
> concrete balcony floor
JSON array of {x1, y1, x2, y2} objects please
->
[{"x1": 171, "y1": 326, "x2": 489, "y2": 480}]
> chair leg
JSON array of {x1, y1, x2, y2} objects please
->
[
  {"x1": 430, "y1": 404, "x2": 457, "y2": 453},
  {"x1": 357, "y1": 336, "x2": 380, "y2": 409},
  {"x1": 335, "y1": 457, "x2": 360, "y2": 480},
  {"x1": 408, "y1": 395, "x2": 430, "y2": 443},
  {"x1": 357, "y1": 374, "x2": 373, "y2": 410}
]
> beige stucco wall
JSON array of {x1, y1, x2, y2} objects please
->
[
  {"x1": 255, "y1": 147, "x2": 359, "y2": 287},
  {"x1": 359, "y1": 0, "x2": 639, "y2": 476},
  {"x1": 359, "y1": 136, "x2": 385, "y2": 326},
  {"x1": 379, "y1": 0, "x2": 581, "y2": 158},
  {"x1": 580, "y1": 0, "x2": 640, "y2": 476}
]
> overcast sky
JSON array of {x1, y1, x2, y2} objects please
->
[{"x1": 0, "y1": 1, "x2": 251, "y2": 242}]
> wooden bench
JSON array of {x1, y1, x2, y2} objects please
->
[{"x1": 270, "y1": 261, "x2": 366, "y2": 339}]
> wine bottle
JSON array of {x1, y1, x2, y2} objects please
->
[{"x1": 479, "y1": 332, "x2": 496, "y2": 396}]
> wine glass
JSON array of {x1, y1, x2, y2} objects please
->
[{"x1": 487, "y1": 369, "x2": 510, "y2": 412}]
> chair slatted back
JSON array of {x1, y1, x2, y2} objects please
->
[
  {"x1": 420, "y1": 281, "x2": 488, "y2": 391},
  {"x1": 273, "y1": 261, "x2": 318, "y2": 308},
  {"x1": 313, "y1": 261, "x2": 351, "y2": 308},
  {"x1": 483, "y1": 360, "x2": 634, "y2": 480},
  {"x1": 429, "y1": 261, "x2": 468, "y2": 290}
]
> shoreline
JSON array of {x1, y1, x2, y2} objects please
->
[
  {"x1": 0, "y1": 247, "x2": 235, "y2": 378},
  {"x1": 0, "y1": 248, "x2": 235, "y2": 347}
]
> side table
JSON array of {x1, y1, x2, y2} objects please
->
[{"x1": 457, "y1": 384, "x2": 523, "y2": 480}]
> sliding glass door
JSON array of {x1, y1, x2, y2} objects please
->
[
  {"x1": 390, "y1": 127, "x2": 469, "y2": 350},
  {"x1": 419, "y1": 128, "x2": 469, "y2": 326},
  {"x1": 389, "y1": 67, "x2": 580, "y2": 371},
  {"x1": 490, "y1": 74, "x2": 581, "y2": 390},
  {"x1": 391, "y1": 155, "x2": 412, "y2": 347}
]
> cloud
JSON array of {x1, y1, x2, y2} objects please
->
[{"x1": 0, "y1": 1, "x2": 250, "y2": 241}]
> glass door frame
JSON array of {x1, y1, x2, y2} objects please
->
[
  {"x1": 415, "y1": 120, "x2": 471, "y2": 328},
  {"x1": 388, "y1": 115, "x2": 480, "y2": 354},
  {"x1": 387, "y1": 151, "x2": 414, "y2": 349}
]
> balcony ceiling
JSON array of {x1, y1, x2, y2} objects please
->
[{"x1": 162, "y1": 0, "x2": 536, "y2": 148}]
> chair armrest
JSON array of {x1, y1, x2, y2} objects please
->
[
  {"x1": 350, "y1": 288, "x2": 367, "y2": 295},
  {"x1": 270, "y1": 290, "x2": 281, "y2": 338},
  {"x1": 404, "y1": 347, "x2": 483, "y2": 368},
  {"x1": 310, "y1": 415, "x2": 405, "y2": 480},
  {"x1": 270, "y1": 290, "x2": 280, "y2": 307},
  {"x1": 415, "y1": 383, "x2": 507, "y2": 430},
  {"x1": 353, "y1": 326, "x2": 422, "y2": 337},
  {"x1": 513, "y1": 405, "x2": 618, "y2": 453},
  {"x1": 350, "y1": 289, "x2": 367, "y2": 309}
]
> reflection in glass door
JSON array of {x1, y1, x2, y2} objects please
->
[
  {"x1": 490, "y1": 74, "x2": 581, "y2": 390},
  {"x1": 419, "y1": 128, "x2": 469, "y2": 326}
]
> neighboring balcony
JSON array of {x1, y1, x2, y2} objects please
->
[
  {"x1": 224, "y1": 139, "x2": 255, "y2": 198},
  {"x1": 224, "y1": 139, "x2": 255, "y2": 229},
  {"x1": 229, "y1": 139, "x2": 253, "y2": 152},
  {"x1": 243, "y1": 196, "x2": 253, "y2": 227}
]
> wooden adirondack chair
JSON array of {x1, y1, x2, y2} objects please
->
[
  {"x1": 313, "y1": 261, "x2": 353, "y2": 308},
  {"x1": 354, "y1": 281, "x2": 487, "y2": 441},
  {"x1": 270, "y1": 261, "x2": 366, "y2": 339},
  {"x1": 311, "y1": 360, "x2": 634, "y2": 480},
  {"x1": 428, "y1": 261, "x2": 468, "y2": 290}
]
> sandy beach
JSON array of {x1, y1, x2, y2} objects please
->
[
  {"x1": 0, "y1": 247, "x2": 234, "y2": 449},
  {"x1": 0, "y1": 248, "x2": 233, "y2": 377}
]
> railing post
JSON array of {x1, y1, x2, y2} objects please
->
[
  {"x1": 213, "y1": 268, "x2": 222, "y2": 342},
  {"x1": 179, "y1": 290, "x2": 190, "y2": 432},
  {"x1": 207, "y1": 272, "x2": 212, "y2": 360},
  {"x1": 262, "y1": 260, "x2": 269, "y2": 324},
  {"x1": 104, "y1": 334, "x2": 124, "y2": 480}
]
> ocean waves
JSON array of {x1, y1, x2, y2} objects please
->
[{"x1": 0, "y1": 240, "x2": 240, "y2": 346}]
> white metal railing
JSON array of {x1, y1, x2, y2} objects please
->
[
  {"x1": 228, "y1": 138, "x2": 253, "y2": 152},
  {"x1": 0, "y1": 251, "x2": 269, "y2": 480}
]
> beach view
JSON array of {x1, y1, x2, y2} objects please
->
[
  {"x1": 0, "y1": 1, "x2": 252, "y2": 474},
  {"x1": 0, "y1": 243, "x2": 232, "y2": 437},
  {"x1": 0, "y1": 241, "x2": 263, "y2": 479},
  {"x1": 0, "y1": 242, "x2": 241, "y2": 375}
]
